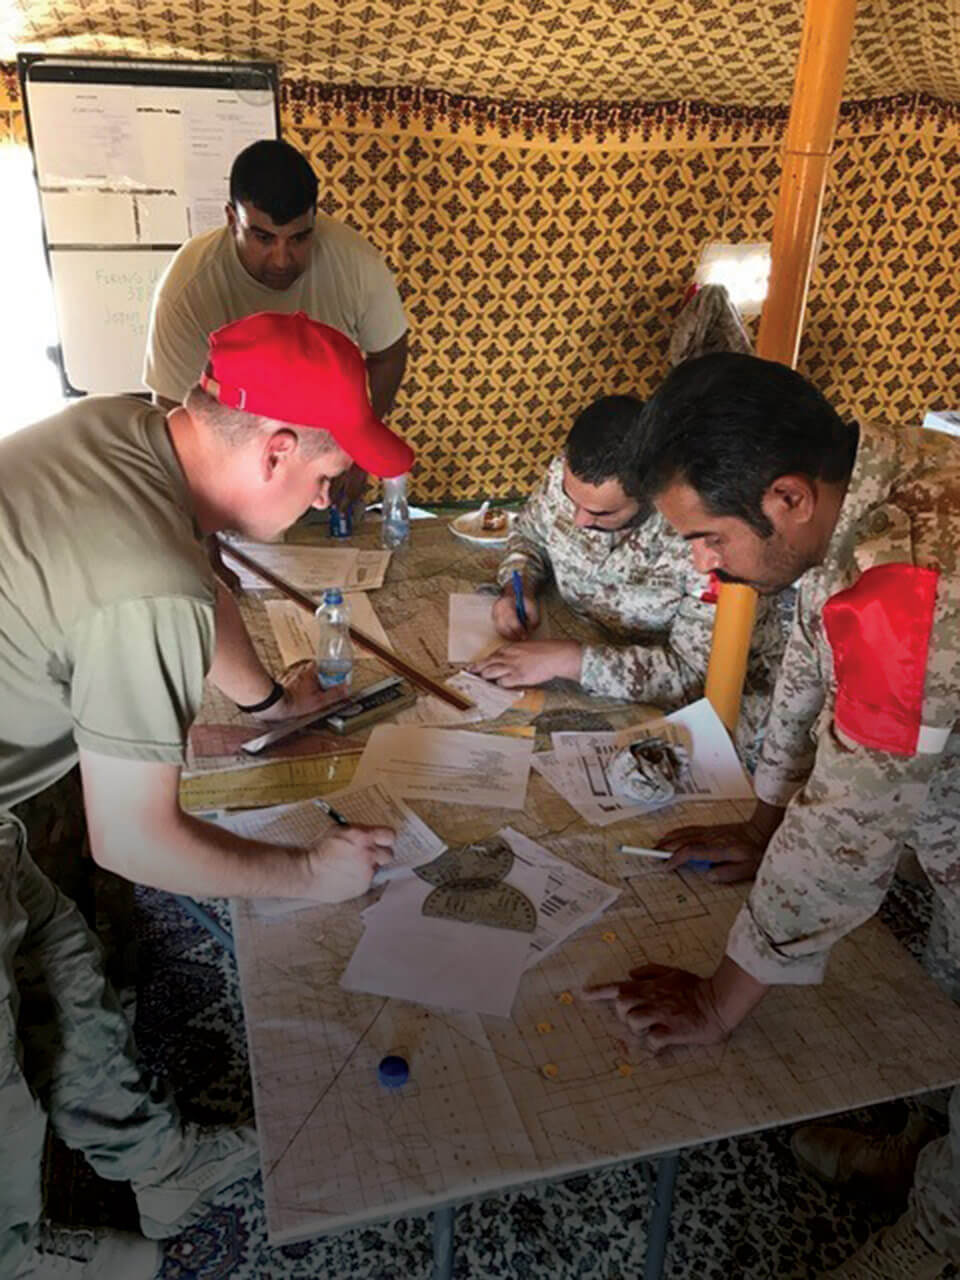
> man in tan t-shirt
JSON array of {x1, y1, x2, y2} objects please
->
[
  {"x1": 144, "y1": 138, "x2": 408, "y2": 510},
  {"x1": 0, "y1": 313, "x2": 413, "y2": 1277}
]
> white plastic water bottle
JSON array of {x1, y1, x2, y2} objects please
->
[
  {"x1": 315, "y1": 589, "x2": 353, "y2": 690},
  {"x1": 381, "y1": 473, "x2": 410, "y2": 549}
]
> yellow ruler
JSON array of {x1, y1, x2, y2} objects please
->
[{"x1": 180, "y1": 755, "x2": 360, "y2": 812}]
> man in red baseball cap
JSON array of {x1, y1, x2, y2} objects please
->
[{"x1": 0, "y1": 312, "x2": 410, "y2": 1275}]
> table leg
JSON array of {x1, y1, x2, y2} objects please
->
[
  {"x1": 431, "y1": 1203, "x2": 456, "y2": 1280},
  {"x1": 643, "y1": 1151, "x2": 679, "y2": 1280},
  {"x1": 173, "y1": 894, "x2": 236, "y2": 956}
]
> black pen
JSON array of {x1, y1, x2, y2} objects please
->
[{"x1": 313, "y1": 798, "x2": 349, "y2": 827}]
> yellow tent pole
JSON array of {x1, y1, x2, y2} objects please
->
[{"x1": 705, "y1": 0, "x2": 858, "y2": 732}]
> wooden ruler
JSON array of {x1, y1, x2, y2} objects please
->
[
  {"x1": 180, "y1": 754, "x2": 360, "y2": 811},
  {"x1": 219, "y1": 539, "x2": 473, "y2": 711}
]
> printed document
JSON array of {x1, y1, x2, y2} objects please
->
[{"x1": 352, "y1": 725, "x2": 534, "y2": 809}]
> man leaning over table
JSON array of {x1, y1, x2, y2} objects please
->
[
  {"x1": 0, "y1": 312, "x2": 410, "y2": 1277},
  {"x1": 472, "y1": 394, "x2": 790, "y2": 763},
  {"x1": 586, "y1": 352, "x2": 960, "y2": 1280}
]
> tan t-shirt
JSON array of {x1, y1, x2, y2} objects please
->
[
  {"x1": 0, "y1": 398, "x2": 216, "y2": 809},
  {"x1": 143, "y1": 217, "x2": 408, "y2": 403}
]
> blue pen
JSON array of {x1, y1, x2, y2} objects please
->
[{"x1": 511, "y1": 569, "x2": 529, "y2": 631}]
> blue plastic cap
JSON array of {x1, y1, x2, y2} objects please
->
[
  {"x1": 378, "y1": 1055, "x2": 409, "y2": 1088},
  {"x1": 323, "y1": 588, "x2": 344, "y2": 605}
]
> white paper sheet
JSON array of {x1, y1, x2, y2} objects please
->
[
  {"x1": 224, "y1": 542, "x2": 391, "y2": 593},
  {"x1": 41, "y1": 190, "x2": 138, "y2": 245},
  {"x1": 500, "y1": 828, "x2": 620, "y2": 967},
  {"x1": 393, "y1": 671, "x2": 521, "y2": 727},
  {"x1": 265, "y1": 595, "x2": 393, "y2": 669},
  {"x1": 531, "y1": 750, "x2": 632, "y2": 826},
  {"x1": 447, "y1": 593, "x2": 550, "y2": 663},
  {"x1": 352, "y1": 725, "x2": 534, "y2": 809},
  {"x1": 547, "y1": 698, "x2": 753, "y2": 824},
  {"x1": 215, "y1": 783, "x2": 445, "y2": 916},
  {"x1": 340, "y1": 851, "x2": 547, "y2": 1017}
]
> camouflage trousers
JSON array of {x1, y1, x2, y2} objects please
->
[
  {"x1": 0, "y1": 809, "x2": 181, "y2": 1273},
  {"x1": 905, "y1": 741, "x2": 960, "y2": 1261}
]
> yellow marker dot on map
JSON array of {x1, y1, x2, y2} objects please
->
[
  {"x1": 602, "y1": 930, "x2": 617, "y2": 943},
  {"x1": 558, "y1": 990, "x2": 574, "y2": 1005},
  {"x1": 536, "y1": 1021, "x2": 553, "y2": 1035},
  {"x1": 617, "y1": 1062, "x2": 633, "y2": 1078},
  {"x1": 542, "y1": 1063, "x2": 559, "y2": 1079}
]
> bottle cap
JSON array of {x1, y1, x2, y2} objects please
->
[
  {"x1": 323, "y1": 588, "x2": 344, "y2": 605},
  {"x1": 377, "y1": 1054, "x2": 409, "y2": 1088}
]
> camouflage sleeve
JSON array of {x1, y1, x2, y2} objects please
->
[
  {"x1": 579, "y1": 611, "x2": 706, "y2": 707},
  {"x1": 496, "y1": 464, "x2": 557, "y2": 592},
  {"x1": 729, "y1": 572, "x2": 960, "y2": 986},
  {"x1": 751, "y1": 581, "x2": 825, "y2": 807}
]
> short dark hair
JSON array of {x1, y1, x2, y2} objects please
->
[
  {"x1": 229, "y1": 140, "x2": 318, "y2": 225},
  {"x1": 620, "y1": 353, "x2": 858, "y2": 536},
  {"x1": 565, "y1": 395, "x2": 645, "y2": 486}
]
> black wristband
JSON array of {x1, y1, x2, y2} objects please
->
[{"x1": 235, "y1": 679, "x2": 285, "y2": 714}]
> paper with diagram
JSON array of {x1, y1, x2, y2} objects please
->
[
  {"x1": 341, "y1": 834, "x2": 548, "y2": 1016},
  {"x1": 544, "y1": 699, "x2": 753, "y2": 825}
]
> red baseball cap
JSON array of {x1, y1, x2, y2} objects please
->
[{"x1": 200, "y1": 311, "x2": 414, "y2": 477}]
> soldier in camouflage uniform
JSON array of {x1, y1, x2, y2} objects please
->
[
  {"x1": 472, "y1": 396, "x2": 789, "y2": 755},
  {"x1": 586, "y1": 353, "x2": 960, "y2": 1278}
]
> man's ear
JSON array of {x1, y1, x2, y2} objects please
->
[
  {"x1": 261, "y1": 429, "x2": 299, "y2": 481},
  {"x1": 225, "y1": 202, "x2": 238, "y2": 233},
  {"x1": 762, "y1": 474, "x2": 818, "y2": 528}
]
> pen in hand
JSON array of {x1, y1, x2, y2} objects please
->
[
  {"x1": 313, "y1": 798, "x2": 350, "y2": 827},
  {"x1": 511, "y1": 569, "x2": 529, "y2": 633}
]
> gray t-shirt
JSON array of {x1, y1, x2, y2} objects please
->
[
  {"x1": 143, "y1": 217, "x2": 408, "y2": 403},
  {"x1": 0, "y1": 397, "x2": 216, "y2": 809}
]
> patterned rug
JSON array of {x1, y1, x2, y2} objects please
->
[{"x1": 45, "y1": 874, "x2": 954, "y2": 1280}]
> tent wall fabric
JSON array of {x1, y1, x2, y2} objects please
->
[
  {"x1": 2, "y1": 0, "x2": 959, "y2": 105},
  {"x1": 1, "y1": 6, "x2": 957, "y2": 500}
]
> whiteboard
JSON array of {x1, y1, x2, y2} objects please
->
[{"x1": 19, "y1": 55, "x2": 279, "y2": 395}]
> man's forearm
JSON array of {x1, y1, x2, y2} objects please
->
[
  {"x1": 366, "y1": 336, "x2": 408, "y2": 419},
  {"x1": 708, "y1": 954, "x2": 770, "y2": 1033},
  {"x1": 95, "y1": 809, "x2": 313, "y2": 899},
  {"x1": 206, "y1": 579, "x2": 276, "y2": 706}
]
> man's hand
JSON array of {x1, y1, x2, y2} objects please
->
[
  {"x1": 492, "y1": 586, "x2": 541, "y2": 640},
  {"x1": 307, "y1": 825, "x2": 396, "y2": 902},
  {"x1": 249, "y1": 660, "x2": 343, "y2": 723},
  {"x1": 655, "y1": 820, "x2": 770, "y2": 883},
  {"x1": 330, "y1": 463, "x2": 368, "y2": 512},
  {"x1": 470, "y1": 640, "x2": 583, "y2": 688},
  {"x1": 582, "y1": 964, "x2": 732, "y2": 1051}
]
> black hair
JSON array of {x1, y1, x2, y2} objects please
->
[
  {"x1": 564, "y1": 395, "x2": 645, "y2": 486},
  {"x1": 619, "y1": 352, "x2": 858, "y2": 537},
  {"x1": 229, "y1": 140, "x2": 318, "y2": 225}
]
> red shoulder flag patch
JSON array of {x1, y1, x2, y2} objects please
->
[{"x1": 823, "y1": 563, "x2": 940, "y2": 756}]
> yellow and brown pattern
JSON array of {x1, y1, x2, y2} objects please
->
[{"x1": 2, "y1": 0, "x2": 960, "y2": 106}]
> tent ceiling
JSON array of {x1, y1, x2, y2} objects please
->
[{"x1": 4, "y1": 0, "x2": 958, "y2": 106}]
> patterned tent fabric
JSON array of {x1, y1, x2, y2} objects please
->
[
  {"x1": 0, "y1": 3, "x2": 957, "y2": 499},
  {"x1": 2, "y1": 0, "x2": 959, "y2": 105}
]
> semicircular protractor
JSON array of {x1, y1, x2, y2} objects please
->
[
  {"x1": 415, "y1": 837, "x2": 514, "y2": 886},
  {"x1": 422, "y1": 883, "x2": 537, "y2": 933}
]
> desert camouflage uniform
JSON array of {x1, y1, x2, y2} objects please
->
[
  {"x1": 724, "y1": 421, "x2": 960, "y2": 1260},
  {"x1": 497, "y1": 456, "x2": 789, "y2": 746}
]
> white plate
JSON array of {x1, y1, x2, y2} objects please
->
[{"x1": 449, "y1": 508, "x2": 517, "y2": 547}]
